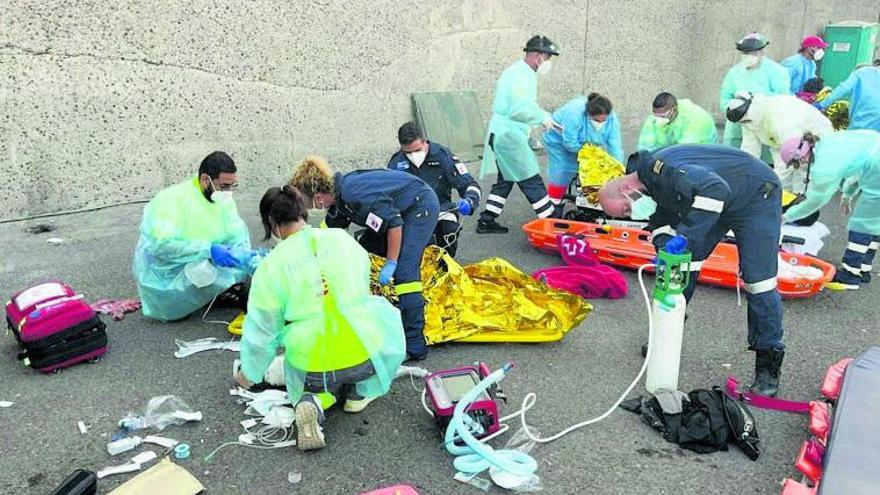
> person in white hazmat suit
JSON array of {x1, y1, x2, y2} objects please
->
[{"x1": 725, "y1": 92, "x2": 834, "y2": 195}]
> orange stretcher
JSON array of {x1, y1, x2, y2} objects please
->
[{"x1": 522, "y1": 218, "x2": 835, "y2": 299}]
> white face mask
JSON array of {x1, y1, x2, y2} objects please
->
[
  {"x1": 406, "y1": 150, "x2": 427, "y2": 167},
  {"x1": 654, "y1": 116, "x2": 670, "y2": 127},
  {"x1": 209, "y1": 178, "x2": 234, "y2": 204},
  {"x1": 741, "y1": 54, "x2": 761, "y2": 68},
  {"x1": 590, "y1": 119, "x2": 605, "y2": 130},
  {"x1": 537, "y1": 59, "x2": 552, "y2": 76},
  {"x1": 813, "y1": 49, "x2": 825, "y2": 61}
]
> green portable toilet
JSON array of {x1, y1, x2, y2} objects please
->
[{"x1": 819, "y1": 21, "x2": 880, "y2": 87}]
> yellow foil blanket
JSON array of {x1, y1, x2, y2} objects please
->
[
  {"x1": 577, "y1": 144, "x2": 626, "y2": 203},
  {"x1": 816, "y1": 87, "x2": 850, "y2": 131},
  {"x1": 370, "y1": 246, "x2": 592, "y2": 345}
]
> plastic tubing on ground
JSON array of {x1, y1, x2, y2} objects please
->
[{"x1": 444, "y1": 363, "x2": 538, "y2": 479}]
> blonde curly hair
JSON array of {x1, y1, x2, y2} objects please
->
[{"x1": 289, "y1": 154, "x2": 335, "y2": 197}]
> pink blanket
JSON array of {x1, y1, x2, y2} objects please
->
[{"x1": 532, "y1": 234, "x2": 628, "y2": 299}]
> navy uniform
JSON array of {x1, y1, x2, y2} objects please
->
[
  {"x1": 387, "y1": 141, "x2": 482, "y2": 256},
  {"x1": 325, "y1": 170, "x2": 439, "y2": 358},
  {"x1": 632, "y1": 144, "x2": 785, "y2": 395}
]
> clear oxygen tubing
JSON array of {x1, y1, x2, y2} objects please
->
[
  {"x1": 514, "y1": 263, "x2": 657, "y2": 443},
  {"x1": 443, "y1": 363, "x2": 538, "y2": 479}
]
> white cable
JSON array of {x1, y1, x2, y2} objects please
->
[
  {"x1": 201, "y1": 293, "x2": 232, "y2": 326},
  {"x1": 516, "y1": 263, "x2": 656, "y2": 443}
]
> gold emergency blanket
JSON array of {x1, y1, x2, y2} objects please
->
[
  {"x1": 370, "y1": 247, "x2": 591, "y2": 345},
  {"x1": 816, "y1": 87, "x2": 850, "y2": 130},
  {"x1": 577, "y1": 144, "x2": 626, "y2": 203}
]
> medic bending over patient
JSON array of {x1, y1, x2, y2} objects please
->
[
  {"x1": 235, "y1": 186, "x2": 406, "y2": 451},
  {"x1": 288, "y1": 155, "x2": 439, "y2": 361}
]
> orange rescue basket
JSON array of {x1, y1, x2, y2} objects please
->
[{"x1": 522, "y1": 218, "x2": 835, "y2": 299}]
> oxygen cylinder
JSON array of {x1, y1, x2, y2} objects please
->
[{"x1": 645, "y1": 236, "x2": 692, "y2": 395}]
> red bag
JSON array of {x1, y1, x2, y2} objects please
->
[{"x1": 5, "y1": 282, "x2": 107, "y2": 373}]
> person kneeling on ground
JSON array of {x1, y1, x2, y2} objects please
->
[
  {"x1": 234, "y1": 186, "x2": 406, "y2": 451},
  {"x1": 133, "y1": 151, "x2": 256, "y2": 321}
]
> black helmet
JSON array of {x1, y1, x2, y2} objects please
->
[
  {"x1": 736, "y1": 32, "x2": 769, "y2": 52},
  {"x1": 523, "y1": 35, "x2": 559, "y2": 56},
  {"x1": 725, "y1": 92, "x2": 753, "y2": 123}
]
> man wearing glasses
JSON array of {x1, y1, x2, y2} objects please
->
[
  {"x1": 134, "y1": 151, "x2": 256, "y2": 321},
  {"x1": 637, "y1": 92, "x2": 717, "y2": 152}
]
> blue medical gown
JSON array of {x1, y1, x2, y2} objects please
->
[
  {"x1": 543, "y1": 96, "x2": 623, "y2": 186},
  {"x1": 780, "y1": 53, "x2": 816, "y2": 93},
  {"x1": 818, "y1": 67, "x2": 880, "y2": 131}
]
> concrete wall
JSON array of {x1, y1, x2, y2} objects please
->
[{"x1": 1, "y1": 0, "x2": 878, "y2": 219}]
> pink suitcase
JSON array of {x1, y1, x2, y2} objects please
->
[{"x1": 5, "y1": 281, "x2": 107, "y2": 373}]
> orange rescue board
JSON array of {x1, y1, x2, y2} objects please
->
[{"x1": 522, "y1": 218, "x2": 835, "y2": 299}]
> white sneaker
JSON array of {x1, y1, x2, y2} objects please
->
[
  {"x1": 295, "y1": 398, "x2": 325, "y2": 451},
  {"x1": 344, "y1": 395, "x2": 377, "y2": 414}
]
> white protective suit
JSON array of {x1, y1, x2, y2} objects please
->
[{"x1": 740, "y1": 94, "x2": 834, "y2": 194}]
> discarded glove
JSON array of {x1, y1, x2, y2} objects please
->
[{"x1": 91, "y1": 299, "x2": 141, "y2": 321}]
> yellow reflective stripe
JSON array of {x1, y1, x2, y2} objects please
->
[{"x1": 395, "y1": 281, "x2": 423, "y2": 295}]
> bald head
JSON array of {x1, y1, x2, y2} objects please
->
[{"x1": 598, "y1": 173, "x2": 646, "y2": 217}]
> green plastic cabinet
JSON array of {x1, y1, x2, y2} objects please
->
[{"x1": 820, "y1": 21, "x2": 880, "y2": 87}]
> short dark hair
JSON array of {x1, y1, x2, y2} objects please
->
[
  {"x1": 802, "y1": 77, "x2": 824, "y2": 93},
  {"x1": 397, "y1": 122, "x2": 424, "y2": 146},
  {"x1": 652, "y1": 92, "x2": 677, "y2": 109},
  {"x1": 259, "y1": 185, "x2": 308, "y2": 240},
  {"x1": 198, "y1": 151, "x2": 236, "y2": 179},
  {"x1": 586, "y1": 92, "x2": 613, "y2": 116}
]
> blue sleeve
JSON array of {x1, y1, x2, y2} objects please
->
[
  {"x1": 358, "y1": 195, "x2": 404, "y2": 231},
  {"x1": 819, "y1": 71, "x2": 858, "y2": 110},
  {"x1": 664, "y1": 165, "x2": 731, "y2": 252},
  {"x1": 606, "y1": 115, "x2": 624, "y2": 162},
  {"x1": 780, "y1": 57, "x2": 801, "y2": 93},
  {"x1": 443, "y1": 154, "x2": 482, "y2": 207},
  {"x1": 646, "y1": 206, "x2": 681, "y2": 251},
  {"x1": 560, "y1": 107, "x2": 585, "y2": 153}
]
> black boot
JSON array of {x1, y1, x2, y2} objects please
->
[
  {"x1": 749, "y1": 349, "x2": 785, "y2": 397},
  {"x1": 476, "y1": 219, "x2": 509, "y2": 234}
]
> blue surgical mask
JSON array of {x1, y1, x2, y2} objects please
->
[{"x1": 625, "y1": 191, "x2": 657, "y2": 220}]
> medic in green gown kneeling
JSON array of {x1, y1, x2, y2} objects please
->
[{"x1": 233, "y1": 185, "x2": 406, "y2": 451}]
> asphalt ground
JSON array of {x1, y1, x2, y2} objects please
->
[{"x1": 0, "y1": 172, "x2": 876, "y2": 495}]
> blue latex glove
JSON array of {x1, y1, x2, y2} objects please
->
[
  {"x1": 210, "y1": 244, "x2": 240, "y2": 268},
  {"x1": 812, "y1": 101, "x2": 823, "y2": 110},
  {"x1": 378, "y1": 260, "x2": 397, "y2": 286},
  {"x1": 457, "y1": 198, "x2": 473, "y2": 216}
]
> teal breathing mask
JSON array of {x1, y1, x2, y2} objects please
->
[{"x1": 625, "y1": 191, "x2": 657, "y2": 220}]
